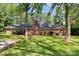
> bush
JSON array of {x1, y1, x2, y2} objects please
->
[
  {"x1": 71, "y1": 26, "x2": 79, "y2": 35},
  {"x1": 0, "y1": 24, "x2": 4, "y2": 28}
]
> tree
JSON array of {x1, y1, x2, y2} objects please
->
[
  {"x1": 64, "y1": 4, "x2": 71, "y2": 42},
  {"x1": 48, "y1": 3, "x2": 71, "y2": 41},
  {"x1": 64, "y1": 4, "x2": 79, "y2": 41},
  {"x1": 17, "y1": 3, "x2": 30, "y2": 23},
  {"x1": 5, "y1": 4, "x2": 19, "y2": 26},
  {"x1": 0, "y1": 4, "x2": 7, "y2": 27}
]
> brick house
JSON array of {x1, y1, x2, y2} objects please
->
[{"x1": 4, "y1": 20, "x2": 66, "y2": 37}]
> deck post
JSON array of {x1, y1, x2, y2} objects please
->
[{"x1": 25, "y1": 29, "x2": 28, "y2": 37}]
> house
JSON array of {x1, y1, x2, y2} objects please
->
[{"x1": 4, "y1": 20, "x2": 66, "y2": 37}]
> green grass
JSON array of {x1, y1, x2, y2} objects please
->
[
  {"x1": 0, "y1": 34, "x2": 25, "y2": 40},
  {"x1": 0, "y1": 35, "x2": 79, "y2": 56}
]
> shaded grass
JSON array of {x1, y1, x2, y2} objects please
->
[
  {"x1": 0, "y1": 34, "x2": 25, "y2": 40},
  {"x1": 0, "y1": 35, "x2": 79, "y2": 56}
]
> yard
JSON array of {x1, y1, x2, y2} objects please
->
[
  {"x1": 0, "y1": 34, "x2": 79, "y2": 56},
  {"x1": 0, "y1": 3, "x2": 79, "y2": 56}
]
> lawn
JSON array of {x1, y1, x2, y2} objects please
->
[{"x1": 0, "y1": 34, "x2": 79, "y2": 56}]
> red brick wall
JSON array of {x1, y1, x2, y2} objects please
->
[{"x1": 34, "y1": 19, "x2": 39, "y2": 35}]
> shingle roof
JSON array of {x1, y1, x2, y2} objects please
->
[
  {"x1": 11, "y1": 24, "x2": 33, "y2": 28},
  {"x1": 5, "y1": 24, "x2": 64, "y2": 29},
  {"x1": 39, "y1": 23, "x2": 64, "y2": 29}
]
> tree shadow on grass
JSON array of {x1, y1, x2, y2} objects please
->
[
  {"x1": 32, "y1": 41, "x2": 60, "y2": 55},
  {"x1": 14, "y1": 40, "x2": 55, "y2": 56},
  {"x1": 13, "y1": 39, "x2": 69, "y2": 56},
  {"x1": 31, "y1": 40, "x2": 70, "y2": 56},
  {"x1": 69, "y1": 49, "x2": 79, "y2": 56},
  {"x1": 14, "y1": 48, "x2": 54, "y2": 56},
  {"x1": 1, "y1": 35, "x2": 79, "y2": 56},
  {"x1": 0, "y1": 36, "x2": 72, "y2": 56}
]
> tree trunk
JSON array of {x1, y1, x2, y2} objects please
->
[
  {"x1": 25, "y1": 12, "x2": 28, "y2": 24},
  {"x1": 64, "y1": 4, "x2": 71, "y2": 42}
]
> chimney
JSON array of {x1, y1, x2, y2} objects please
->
[{"x1": 34, "y1": 17, "x2": 39, "y2": 35}]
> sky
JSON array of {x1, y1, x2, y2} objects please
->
[
  {"x1": 42, "y1": 3, "x2": 51, "y2": 13},
  {"x1": 28, "y1": 3, "x2": 56, "y2": 16}
]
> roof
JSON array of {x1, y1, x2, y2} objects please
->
[
  {"x1": 4, "y1": 24, "x2": 64, "y2": 29},
  {"x1": 11, "y1": 24, "x2": 33, "y2": 28},
  {"x1": 39, "y1": 23, "x2": 64, "y2": 29}
]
